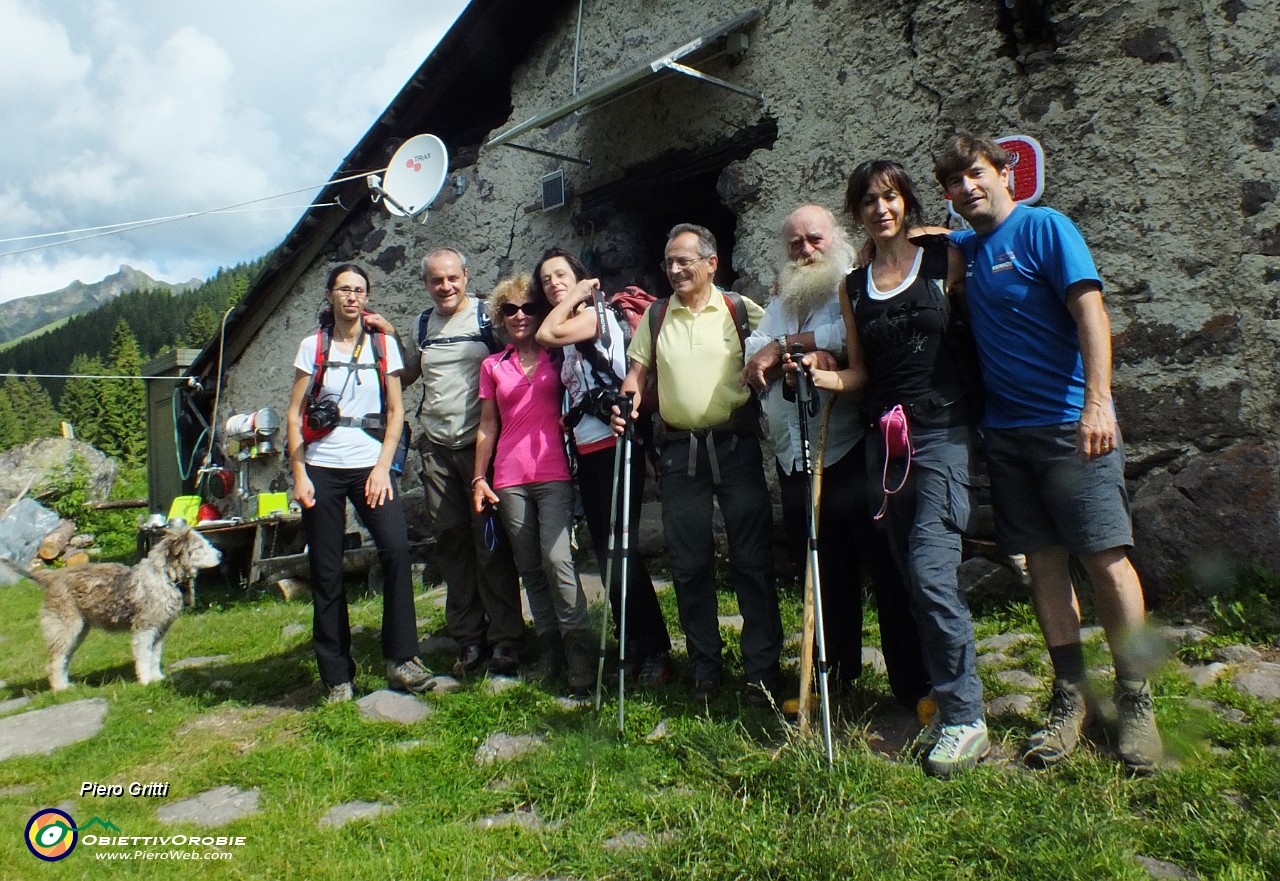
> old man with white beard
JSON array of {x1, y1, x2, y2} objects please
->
[{"x1": 743, "y1": 204, "x2": 929, "y2": 709}]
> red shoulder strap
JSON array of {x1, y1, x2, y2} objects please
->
[{"x1": 308, "y1": 326, "x2": 330, "y2": 400}]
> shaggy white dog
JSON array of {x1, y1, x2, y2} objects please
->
[{"x1": 34, "y1": 526, "x2": 221, "y2": 691}]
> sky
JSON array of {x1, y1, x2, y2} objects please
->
[{"x1": 0, "y1": 0, "x2": 470, "y2": 304}]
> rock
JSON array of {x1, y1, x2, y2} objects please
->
[
  {"x1": 977, "y1": 633, "x2": 1034, "y2": 653},
  {"x1": 0, "y1": 784, "x2": 36, "y2": 798},
  {"x1": 157, "y1": 786, "x2": 260, "y2": 826},
  {"x1": 603, "y1": 830, "x2": 664, "y2": 851},
  {"x1": 1232, "y1": 662, "x2": 1280, "y2": 701},
  {"x1": 484, "y1": 676, "x2": 521, "y2": 695},
  {"x1": 958, "y1": 556, "x2": 1028, "y2": 600},
  {"x1": 475, "y1": 732, "x2": 547, "y2": 766},
  {"x1": 427, "y1": 675, "x2": 462, "y2": 693},
  {"x1": 1135, "y1": 855, "x2": 1200, "y2": 879},
  {"x1": 282, "y1": 622, "x2": 306, "y2": 639},
  {"x1": 646, "y1": 719, "x2": 670, "y2": 741},
  {"x1": 861, "y1": 646, "x2": 886, "y2": 676},
  {"x1": 977, "y1": 652, "x2": 1011, "y2": 670},
  {"x1": 995, "y1": 670, "x2": 1041, "y2": 691},
  {"x1": 1080, "y1": 626, "x2": 1105, "y2": 642},
  {"x1": 0, "y1": 438, "x2": 117, "y2": 510},
  {"x1": 1161, "y1": 625, "x2": 1210, "y2": 644},
  {"x1": 356, "y1": 690, "x2": 433, "y2": 724},
  {"x1": 319, "y1": 801, "x2": 396, "y2": 829},
  {"x1": 0, "y1": 696, "x2": 32, "y2": 716},
  {"x1": 986, "y1": 694, "x2": 1037, "y2": 719},
  {"x1": 474, "y1": 806, "x2": 547, "y2": 831},
  {"x1": 418, "y1": 634, "x2": 459, "y2": 656},
  {"x1": 167, "y1": 655, "x2": 232, "y2": 671},
  {"x1": 1214, "y1": 644, "x2": 1262, "y2": 665},
  {"x1": 554, "y1": 696, "x2": 590, "y2": 710},
  {"x1": 1186, "y1": 662, "x2": 1228, "y2": 689},
  {"x1": 717, "y1": 614, "x2": 744, "y2": 632},
  {"x1": 0, "y1": 698, "x2": 108, "y2": 761},
  {"x1": 1131, "y1": 443, "x2": 1280, "y2": 599}
]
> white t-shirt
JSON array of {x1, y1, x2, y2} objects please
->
[{"x1": 294, "y1": 329, "x2": 404, "y2": 469}]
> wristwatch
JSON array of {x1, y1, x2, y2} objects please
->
[{"x1": 775, "y1": 333, "x2": 788, "y2": 352}]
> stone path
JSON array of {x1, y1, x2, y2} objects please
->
[{"x1": 0, "y1": 697, "x2": 107, "y2": 760}]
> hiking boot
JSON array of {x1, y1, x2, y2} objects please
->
[
  {"x1": 692, "y1": 674, "x2": 722, "y2": 702},
  {"x1": 637, "y1": 652, "x2": 674, "y2": 687},
  {"x1": 564, "y1": 632, "x2": 596, "y2": 696},
  {"x1": 386, "y1": 657, "x2": 432, "y2": 694},
  {"x1": 1025, "y1": 679, "x2": 1091, "y2": 768},
  {"x1": 326, "y1": 681, "x2": 354, "y2": 703},
  {"x1": 907, "y1": 716, "x2": 943, "y2": 761},
  {"x1": 489, "y1": 643, "x2": 520, "y2": 677},
  {"x1": 453, "y1": 643, "x2": 486, "y2": 676},
  {"x1": 536, "y1": 632, "x2": 567, "y2": 680},
  {"x1": 1115, "y1": 679, "x2": 1162, "y2": 774},
  {"x1": 925, "y1": 719, "x2": 990, "y2": 777}
]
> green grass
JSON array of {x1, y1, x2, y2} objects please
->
[{"x1": 2, "y1": 574, "x2": 1278, "y2": 881}]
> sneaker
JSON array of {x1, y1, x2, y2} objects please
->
[
  {"x1": 386, "y1": 657, "x2": 433, "y2": 694},
  {"x1": 1115, "y1": 679, "x2": 1162, "y2": 774},
  {"x1": 692, "y1": 674, "x2": 722, "y2": 702},
  {"x1": 637, "y1": 652, "x2": 674, "y2": 687},
  {"x1": 907, "y1": 716, "x2": 943, "y2": 761},
  {"x1": 925, "y1": 719, "x2": 990, "y2": 777},
  {"x1": 453, "y1": 643, "x2": 486, "y2": 676},
  {"x1": 489, "y1": 644, "x2": 520, "y2": 677},
  {"x1": 1025, "y1": 679, "x2": 1091, "y2": 768},
  {"x1": 326, "y1": 681, "x2": 354, "y2": 703}
]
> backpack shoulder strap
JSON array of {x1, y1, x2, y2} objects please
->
[
  {"x1": 415, "y1": 306, "x2": 434, "y2": 348},
  {"x1": 721, "y1": 291, "x2": 750, "y2": 355},
  {"x1": 308, "y1": 326, "x2": 331, "y2": 400},
  {"x1": 477, "y1": 300, "x2": 500, "y2": 353},
  {"x1": 647, "y1": 297, "x2": 671, "y2": 378},
  {"x1": 370, "y1": 330, "x2": 389, "y2": 413}
]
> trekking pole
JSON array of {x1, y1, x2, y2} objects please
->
[
  {"x1": 594, "y1": 410, "x2": 627, "y2": 711},
  {"x1": 615, "y1": 391, "x2": 635, "y2": 734},
  {"x1": 793, "y1": 352, "x2": 834, "y2": 764}
]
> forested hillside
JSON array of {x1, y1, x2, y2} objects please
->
[{"x1": 0, "y1": 258, "x2": 264, "y2": 457}]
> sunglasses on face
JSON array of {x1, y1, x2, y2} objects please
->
[{"x1": 499, "y1": 301, "x2": 542, "y2": 317}]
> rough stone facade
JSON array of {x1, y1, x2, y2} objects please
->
[{"x1": 219, "y1": 0, "x2": 1280, "y2": 594}]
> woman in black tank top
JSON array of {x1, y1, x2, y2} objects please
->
[{"x1": 800, "y1": 160, "x2": 990, "y2": 777}]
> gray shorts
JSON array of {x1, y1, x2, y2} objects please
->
[{"x1": 981, "y1": 422, "x2": 1133, "y2": 556}]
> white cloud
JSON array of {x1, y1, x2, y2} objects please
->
[{"x1": 0, "y1": 0, "x2": 470, "y2": 303}]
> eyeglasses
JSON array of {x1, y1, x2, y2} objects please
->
[
  {"x1": 331, "y1": 286, "x2": 367, "y2": 297},
  {"x1": 659, "y1": 255, "x2": 709, "y2": 273},
  {"x1": 499, "y1": 301, "x2": 542, "y2": 317}
]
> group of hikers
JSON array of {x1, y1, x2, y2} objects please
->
[{"x1": 283, "y1": 133, "x2": 1164, "y2": 777}]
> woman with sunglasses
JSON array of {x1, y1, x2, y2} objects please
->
[
  {"x1": 286, "y1": 263, "x2": 431, "y2": 703},
  {"x1": 798, "y1": 160, "x2": 987, "y2": 777},
  {"x1": 472, "y1": 273, "x2": 594, "y2": 694},
  {"x1": 534, "y1": 247, "x2": 674, "y2": 687}
]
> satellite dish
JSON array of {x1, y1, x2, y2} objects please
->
[{"x1": 367, "y1": 134, "x2": 449, "y2": 222}]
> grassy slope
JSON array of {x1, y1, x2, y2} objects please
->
[{"x1": 1, "y1": 579, "x2": 1276, "y2": 881}]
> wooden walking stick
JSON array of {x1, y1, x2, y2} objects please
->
[{"x1": 797, "y1": 395, "x2": 835, "y2": 734}]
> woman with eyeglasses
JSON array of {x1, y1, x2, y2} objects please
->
[
  {"x1": 534, "y1": 247, "x2": 674, "y2": 688},
  {"x1": 286, "y1": 263, "x2": 431, "y2": 703},
  {"x1": 472, "y1": 273, "x2": 594, "y2": 694}
]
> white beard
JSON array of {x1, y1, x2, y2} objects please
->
[{"x1": 777, "y1": 241, "x2": 854, "y2": 319}]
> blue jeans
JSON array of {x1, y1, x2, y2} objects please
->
[{"x1": 873, "y1": 424, "x2": 984, "y2": 724}]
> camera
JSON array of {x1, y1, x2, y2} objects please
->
[
  {"x1": 304, "y1": 396, "x2": 341, "y2": 434},
  {"x1": 565, "y1": 387, "x2": 628, "y2": 429}
]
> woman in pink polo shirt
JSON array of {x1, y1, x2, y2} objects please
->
[{"x1": 472, "y1": 273, "x2": 593, "y2": 694}]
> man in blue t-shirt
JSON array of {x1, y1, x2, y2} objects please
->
[{"x1": 934, "y1": 135, "x2": 1162, "y2": 774}]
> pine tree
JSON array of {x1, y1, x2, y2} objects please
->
[
  {"x1": 0, "y1": 387, "x2": 20, "y2": 451},
  {"x1": 4, "y1": 374, "x2": 62, "y2": 444},
  {"x1": 60, "y1": 354, "x2": 107, "y2": 449},
  {"x1": 182, "y1": 303, "x2": 220, "y2": 348},
  {"x1": 97, "y1": 322, "x2": 147, "y2": 463}
]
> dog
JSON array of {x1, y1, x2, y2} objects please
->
[{"x1": 34, "y1": 525, "x2": 222, "y2": 692}]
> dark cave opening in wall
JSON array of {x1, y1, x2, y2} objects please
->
[{"x1": 573, "y1": 119, "x2": 778, "y2": 296}]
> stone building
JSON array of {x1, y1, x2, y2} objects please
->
[{"x1": 185, "y1": 0, "x2": 1280, "y2": 595}]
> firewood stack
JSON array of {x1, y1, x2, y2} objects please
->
[{"x1": 35, "y1": 520, "x2": 99, "y2": 569}]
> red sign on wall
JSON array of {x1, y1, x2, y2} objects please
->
[{"x1": 945, "y1": 133, "x2": 1045, "y2": 219}]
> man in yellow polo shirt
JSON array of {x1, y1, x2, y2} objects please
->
[{"x1": 620, "y1": 223, "x2": 783, "y2": 704}]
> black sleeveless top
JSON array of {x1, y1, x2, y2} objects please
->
[{"x1": 846, "y1": 240, "x2": 970, "y2": 425}]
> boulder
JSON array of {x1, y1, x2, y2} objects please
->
[
  {"x1": 0, "y1": 438, "x2": 117, "y2": 510},
  {"x1": 1131, "y1": 442, "x2": 1280, "y2": 600}
]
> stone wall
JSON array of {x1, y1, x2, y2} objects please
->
[{"x1": 222, "y1": 0, "x2": 1280, "y2": 592}]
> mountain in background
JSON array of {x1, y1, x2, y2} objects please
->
[{"x1": 0, "y1": 266, "x2": 200, "y2": 345}]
